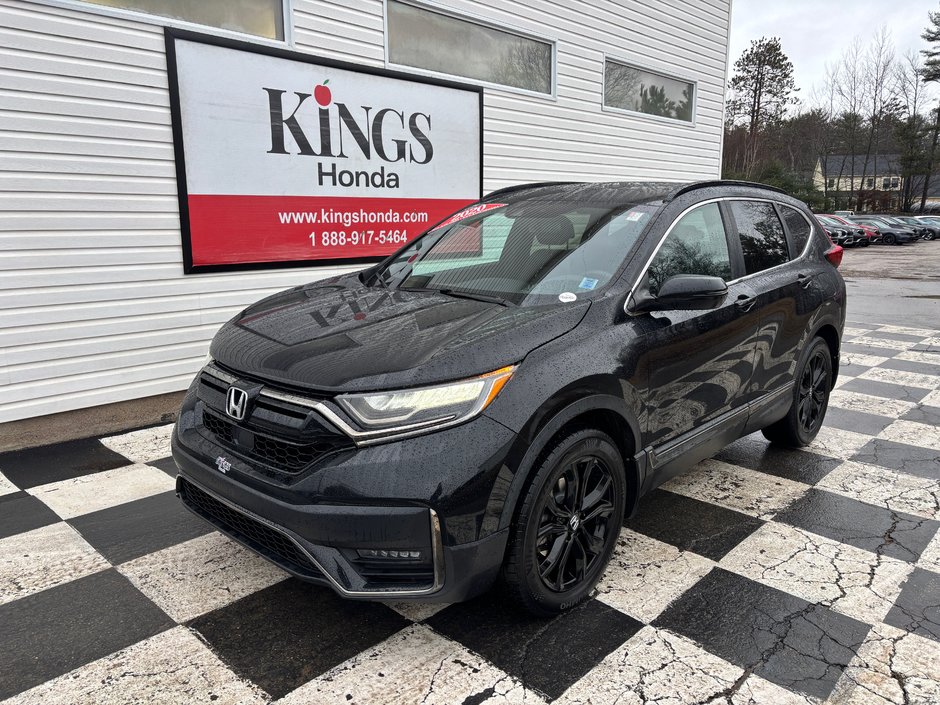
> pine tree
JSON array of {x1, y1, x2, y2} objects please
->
[{"x1": 727, "y1": 37, "x2": 799, "y2": 177}]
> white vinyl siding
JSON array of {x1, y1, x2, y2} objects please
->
[{"x1": 0, "y1": 0, "x2": 730, "y2": 424}]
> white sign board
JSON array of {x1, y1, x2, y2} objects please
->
[{"x1": 166, "y1": 30, "x2": 483, "y2": 272}]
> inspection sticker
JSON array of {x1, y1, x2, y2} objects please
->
[
  {"x1": 625, "y1": 210, "x2": 645, "y2": 222},
  {"x1": 578, "y1": 277, "x2": 599, "y2": 290}
]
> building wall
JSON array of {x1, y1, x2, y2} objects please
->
[{"x1": 0, "y1": 0, "x2": 731, "y2": 424}]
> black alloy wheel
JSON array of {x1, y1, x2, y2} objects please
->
[
  {"x1": 883, "y1": 233, "x2": 897, "y2": 245},
  {"x1": 762, "y1": 336, "x2": 833, "y2": 447},
  {"x1": 535, "y1": 455, "x2": 616, "y2": 592},
  {"x1": 797, "y1": 348, "x2": 829, "y2": 435},
  {"x1": 503, "y1": 429, "x2": 626, "y2": 615}
]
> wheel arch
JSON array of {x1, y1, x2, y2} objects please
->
[
  {"x1": 813, "y1": 322, "x2": 841, "y2": 388},
  {"x1": 493, "y1": 392, "x2": 644, "y2": 535}
]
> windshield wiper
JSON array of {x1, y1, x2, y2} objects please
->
[{"x1": 403, "y1": 286, "x2": 515, "y2": 307}]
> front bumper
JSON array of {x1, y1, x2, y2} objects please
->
[{"x1": 171, "y1": 381, "x2": 515, "y2": 602}]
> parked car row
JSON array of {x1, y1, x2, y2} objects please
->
[{"x1": 815, "y1": 212, "x2": 940, "y2": 246}]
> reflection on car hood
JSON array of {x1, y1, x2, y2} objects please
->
[{"x1": 210, "y1": 274, "x2": 591, "y2": 392}]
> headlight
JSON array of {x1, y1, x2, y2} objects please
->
[{"x1": 336, "y1": 365, "x2": 516, "y2": 435}]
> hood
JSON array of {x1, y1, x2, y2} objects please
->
[{"x1": 210, "y1": 274, "x2": 590, "y2": 392}]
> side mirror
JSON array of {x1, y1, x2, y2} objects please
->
[{"x1": 627, "y1": 274, "x2": 728, "y2": 314}]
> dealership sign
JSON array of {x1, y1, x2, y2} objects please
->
[{"x1": 165, "y1": 30, "x2": 483, "y2": 273}]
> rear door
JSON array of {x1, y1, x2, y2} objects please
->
[{"x1": 724, "y1": 200, "x2": 820, "y2": 402}]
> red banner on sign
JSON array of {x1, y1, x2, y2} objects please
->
[{"x1": 187, "y1": 195, "x2": 475, "y2": 266}]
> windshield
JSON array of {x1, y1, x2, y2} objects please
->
[{"x1": 374, "y1": 200, "x2": 659, "y2": 305}]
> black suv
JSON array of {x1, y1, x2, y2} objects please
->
[{"x1": 172, "y1": 181, "x2": 845, "y2": 615}]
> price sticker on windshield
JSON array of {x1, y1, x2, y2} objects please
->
[{"x1": 432, "y1": 203, "x2": 507, "y2": 230}]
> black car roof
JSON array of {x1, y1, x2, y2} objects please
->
[{"x1": 482, "y1": 180, "x2": 786, "y2": 206}]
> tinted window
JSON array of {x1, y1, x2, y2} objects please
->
[
  {"x1": 387, "y1": 1, "x2": 552, "y2": 94},
  {"x1": 80, "y1": 0, "x2": 283, "y2": 38},
  {"x1": 780, "y1": 205, "x2": 811, "y2": 256},
  {"x1": 647, "y1": 203, "x2": 732, "y2": 294},
  {"x1": 604, "y1": 60, "x2": 695, "y2": 122},
  {"x1": 729, "y1": 201, "x2": 789, "y2": 275}
]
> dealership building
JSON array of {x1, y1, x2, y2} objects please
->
[{"x1": 0, "y1": 0, "x2": 731, "y2": 440}]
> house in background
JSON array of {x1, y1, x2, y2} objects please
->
[{"x1": 812, "y1": 154, "x2": 902, "y2": 210}]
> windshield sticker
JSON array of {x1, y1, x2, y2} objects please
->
[
  {"x1": 578, "y1": 277, "x2": 599, "y2": 290},
  {"x1": 625, "y1": 210, "x2": 645, "y2": 222},
  {"x1": 432, "y1": 203, "x2": 507, "y2": 230},
  {"x1": 558, "y1": 292, "x2": 577, "y2": 303}
]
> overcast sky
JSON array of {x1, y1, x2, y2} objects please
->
[{"x1": 728, "y1": 0, "x2": 938, "y2": 103}]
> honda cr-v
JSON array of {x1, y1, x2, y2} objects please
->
[{"x1": 172, "y1": 181, "x2": 846, "y2": 615}]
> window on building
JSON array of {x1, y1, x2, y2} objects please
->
[
  {"x1": 386, "y1": 1, "x2": 553, "y2": 95},
  {"x1": 867, "y1": 177, "x2": 874, "y2": 188},
  {"x1": 647, "y1": 203, "x2": 732, "y2": 294},
  {"x1": 729, "y1": 201, "x2": 789, "y2": 275},
  {"x1": 827, "y1": 177, "x2": 835, "y2": 189},
  {"x1": 604, "y1": 60, "x2": 694, "y2": 122},
  {"x1": 79, "y1": 0, "x2": 284, "y2": 38}
]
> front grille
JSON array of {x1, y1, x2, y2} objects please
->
[
  {"x1": 196, "y1": 366, "x2": 354, "y2": 478},
  {"x1": 203, "y1": 410, "x2": 344, "y2": 472},
  {"x1": 179, "y1": 478, "x2": 322, "y2": 580}
]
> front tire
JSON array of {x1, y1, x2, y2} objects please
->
[
  {"x1": 883, "y1": 233, "x2": 897, "y2": 245},
  {"x1": 502, "y1": 429, "x2": 626, "y2": 616},
  {"x1": 762, "y1": 337, "x2": 833, "y2": 447}
]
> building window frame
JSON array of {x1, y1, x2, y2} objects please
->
[
  {"x1": 382, "y1": 0, "x2": 558, "y2": 100},
  {"x1": 29, "y1": 0, "x2": 293, "y2": 47},
  {"x1": 602, "y1": 53, "x2": 697, "y2": 126}
]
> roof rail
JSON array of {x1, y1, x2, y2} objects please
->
[
  {"x1": 667, "y1": 180, "x2": 788, "y2": 200},
  {"x1": 482, "y1": 181, "x2": 579, "y2": 201}
]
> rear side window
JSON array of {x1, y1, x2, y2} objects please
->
[
  {"x1": 779, "y1": 205, "x2": 812, "y2": 257},
  {"x1": 647, "y1": 202, "x2": 733, "y2": 294},
  {"x1": 729, "y1": 201, "x2": 789, "y2": 275}
]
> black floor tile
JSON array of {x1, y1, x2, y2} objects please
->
[
  {"x1": 884, "y1": 567, "x2": 940, "y2": 644},
  {"x1": 0, "y1": 569, "x2": 173, "y2": 700},
  {"x1": 625, "y1": 489, "x2": 763, "y2": 561},
  {"x1": 851, "y1": 439, "x2": 940, "y2": 480},
  {"x1": 148, "y1": 455, "x2": 178, "y2": 477},
  {"x1": 838, "y1": 378, "x2": 931, "y2": 403},
  {"x1": 863, "y1": 330, "x2": 925, "y2": 343},
  {"x1": 0, "y1": 491, "x2": 61, "y2": 540},
  {"x1": 844, "y1": 320, "x2": 882, "y2": 330},
  {"x1": 840, "y1": 342, "x2": 902, "y2": 359},
  {"x1": 69, "y1": 491, "x2": 212, "y2": 565},
  {"x1": 774, "y1": 488, "x2": 939, "y2": 563},
  {"x1": 427, "y1": 593, "x2": 641, "y2": 700},
  {"x1": 901, "y1": 404, "x2": 940, "y2": 427},
  {"x1": 654, "y1": 568, "x2": 871, "y2": 701},
  {"x1": 188, "y1": 579, "x2": 408, "y2": 700},
  {"x1": 0, "y1": 438, "x2": 130, "y2": 490},
  {"x1": 878, "y1": 357, "x2": 940, "y2": 377},
  {"x1": 716, "y1": 436, "x2": 841, "y2": 484},
  {"x1": 839, "y1": 363, "x2": 870, "y2": 378},
  {"x1": 824, "y1": 407, "x2": 895, "y2": 436}
]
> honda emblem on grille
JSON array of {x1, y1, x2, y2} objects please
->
[{"x1": 226, "y1": 386, "x2": 248, "y2": 421}]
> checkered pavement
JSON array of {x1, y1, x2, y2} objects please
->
[{"x1": 1, "y1": 321, "x2": 939, "y2": 704}]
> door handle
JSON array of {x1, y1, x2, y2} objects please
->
[{"x1": 735, "y1": 294, "x2": 757, "y2": 312}]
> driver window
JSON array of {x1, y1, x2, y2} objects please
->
[{"x1": 647, "y1": 202, "x2": 733, "y2": 294}]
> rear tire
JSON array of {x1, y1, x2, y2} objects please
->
[
  {"x1": 762, "y1": 337, "x2": 832, "y2": 448},
  {"x1": 502, "y1": 429, "x2": 626, "y2": 616}
]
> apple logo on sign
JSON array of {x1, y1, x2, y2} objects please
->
[{"x1": 314, "y1": 79, "x2": 331, "y2": 107}]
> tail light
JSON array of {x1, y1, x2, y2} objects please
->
[{"x1": 825, "y1": 244, "x2": 844, "y2": 267}]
